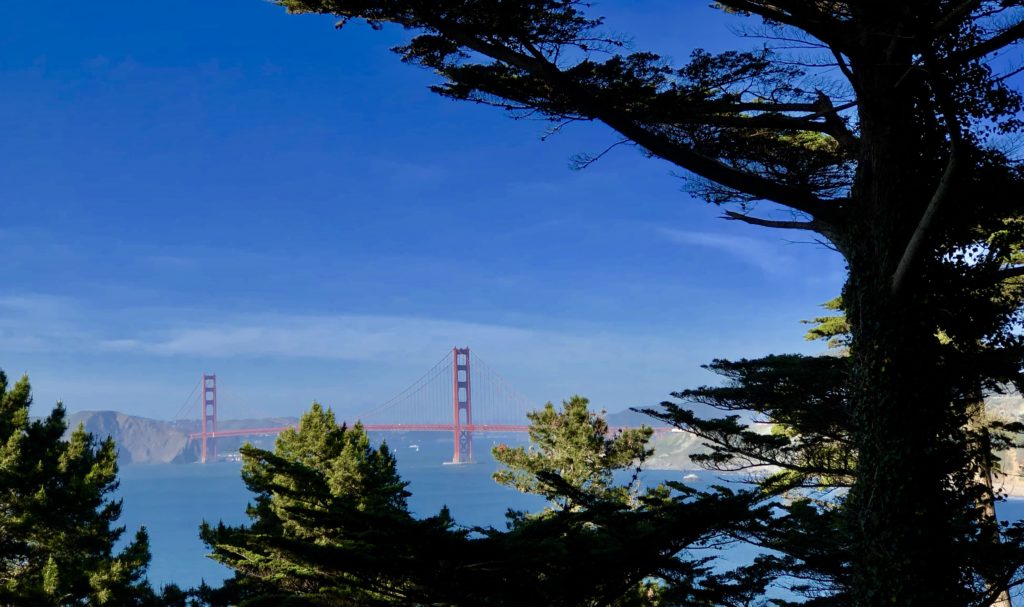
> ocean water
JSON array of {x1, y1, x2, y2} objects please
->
[
  {"x1": 118, "y1": 432, "x2": 551, "y2": 588},
  {"x1": 116, "y1": 432, "x2": 1024, "y2": 591}
]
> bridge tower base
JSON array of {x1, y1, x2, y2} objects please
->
[{"x1": 451, "y1": 347, "x2": 473, "y2": 464}]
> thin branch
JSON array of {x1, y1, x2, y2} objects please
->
[
  {"x1": 947, "y1": 18, "x2": 1024, "y2": 65},
  {"x1": 891, "y1": 153, "x2": 959, "y2": 293},
  {"x1": 728, "y1": 101, "x2": 824, "y2": 113},
  {"x1": 891, "y1": 50, "x2": 964, "y2": 295},
  {"x1": 570, "y1": 138, "x2": 633, "y2": 170},
  {"x1": 995, "y1": 62, "x2": 1024, "y2": 83},
  {"x1": 715, "y1": 0, "x2": 851, "y2": 52},
  {"x1": 932, "y1": 0, "x2": 986, "y2": 39},
  {"x1": 830, "y1": 47, "x2": 856, "y2": 84},
  {"x1": 722, "y1": 210, "x2": 820, "y2": 231}
]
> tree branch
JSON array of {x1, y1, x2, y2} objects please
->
[
  {"x1": 947, "y1": 18, "x2": 1024, "y2": 65},
  {"x1": 598, "y1": 114, "x2": 842, "y2": 219},
  {"x1": 891, "y1": 50, "x2": 964, "y2": 294},
  {"x1": 722, "y1": 210, "x2": 820, "y2": 231},
  {"x1": 986, "y1": 265, "x2": 1024, "y2": 283},
  {"x1": 931, "y1": 0, "x2": 985, "y2": 39},
  {"x1": 813, "y1": 92, "x2": 859, "y2": 149},
  {"x1": 441, "y1": 27, "x2": 844, "y2": 220},
  {"x1": 891, "y1": 152, "x2": 959, "y2": 294},
  {"x1": 715, "y1": 0, "x2": 851, "y2": 52}
]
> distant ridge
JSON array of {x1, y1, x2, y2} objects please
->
[
  {"x1": 604, "y1": 408, "x2": 671, "y2": 428},
  {"x1": 65, "y1": 411, "x2": 298, "y2": 464}
]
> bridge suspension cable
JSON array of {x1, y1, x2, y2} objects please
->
[
  {"x1": 172, "y1": 377, "x2": 201, "y2": 421},
  {"x1": 468, "y1": 350, "x2": 538, "y2": 426},
  {"x1": 354, "y1": 351, "x2": 452, "y2": 424}
]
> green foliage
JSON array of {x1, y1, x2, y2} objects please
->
[
  {"x1": 649, "y1": 355, "x2": 854, "y2": 490},
  {"x1": 645, "y1": 342, "x2": 1024, "y2": 603},
  {"x1": 492, "y1": 395, "x2": 652, "y2": 510},
  {"x1": 0, "y1": 370, "x2": 159, "y2": 606},
  {"x1": 201, "y1": 402, "x2": 776, "y2": 607},
  {"x1": 200, "y1": 403, "x2": 415, "y2": 605},
  {"x1": 266, "y1": 2, "x2": 1024, "y2": 603},
  {"x1": 803, "y1": 297, "x2": 851, "y2": 351}
]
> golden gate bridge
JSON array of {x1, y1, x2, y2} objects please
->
[{"x1": 180, "y1": 347, "x2": 538, "y2": 464}]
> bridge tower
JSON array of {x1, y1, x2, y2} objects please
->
[
  {"x1": 451, "y1": 347, "x2": 473, "y2": 463},
  {"x1": 200, "y1": 373, "x2": 217, "y2": 463}
]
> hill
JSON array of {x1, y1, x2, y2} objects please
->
[
  {"x1": 604, "y1": 408, "x2": 671, "y2": 428},
  {"x1": 65, "y1": 411, "x2": 297, "y2": 464}
]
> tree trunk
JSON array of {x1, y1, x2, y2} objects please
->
[
  {"x1": 971, "y1": 399, "x2": 1012, "y2": 607},
  {"x1": 844, "y1": 274, "x2": 971, "y2": 606},
  {"x1": 839, "y1": 31, "x2": 979, "y2": 604}
]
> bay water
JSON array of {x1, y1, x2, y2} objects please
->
[
  {"x1": 118, "y1": 432, "x2": 549, "y2": 589},
  {"x1": 116, "y1": 432, "x2": 1024, "y2": 591}
]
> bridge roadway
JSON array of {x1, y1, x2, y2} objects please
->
[
  {"x1": 188, "y1": 424, "x2": 670, "y2": 440},
  {"x1": 189, "y1": 424, "x2": 532, "y2": 440}
]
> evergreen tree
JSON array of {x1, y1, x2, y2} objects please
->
[
  {"x1": 266, "y1": 3, "x2": 1024, "y2": 603},
  {"x1": 0, "y1": 370, "x2": 159, "y2": 606},
  {"x1": 492, "y1": 395, "x2": 653, "y2": 510},
  {"x1": 199, "y1": 404, "x2": 417, "y2": 605},
  {"x1": 642, "y1": 300, "x2": 1024, "y2": 604},
  {"x1": 201, "y1": 402, "x2": 772, "y2": 607}
]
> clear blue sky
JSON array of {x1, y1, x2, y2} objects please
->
[{"x1": 0, "y1": 1, "x2": 845, "y2": 421}]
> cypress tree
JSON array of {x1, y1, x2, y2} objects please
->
[{"x1": 0, "y1": 370, "x2": 159, "y2": 606}]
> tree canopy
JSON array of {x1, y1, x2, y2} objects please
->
[
  {"x1": 0, "y1": 370, "x2": 160, "y2": 606},
  {"x1": 199, "y1": 405, "x2": 418, "y2": 605},
  {"x1": 492, "y1": 395, "x2": 652, "y2": 510},
  {"x1": 268, "y1": 2, "x2": 1024, "y2": 605},
  {"x1": 201, "y1": 401, "x2": 776, "y2": 607}
]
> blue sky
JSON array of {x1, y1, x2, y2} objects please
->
[{"x1": 0, "y1": 1, "x2": 845, "y2": 421}]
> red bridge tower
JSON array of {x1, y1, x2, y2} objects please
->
[
  {"x1": 451, "y1": 347, "x2": 473, "y2": 463},
  {"x1": 201, "y1": 373, "x2": 217, "y2": 463}
]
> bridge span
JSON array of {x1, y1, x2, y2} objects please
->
[{"x1": 185, "y1": 347, "x2": 661, "y2": 464}]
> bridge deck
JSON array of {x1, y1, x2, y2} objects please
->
[
  {"x1": 189, "y1": 423, "x2": 532, "y2": 439},
  {"x1": 189, "y1": 424, "x2": 669, "y2": 439}
]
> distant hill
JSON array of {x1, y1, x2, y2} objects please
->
[
  {"x1": 65, "y1": 411, "x2": 297, "y2": 464},
  {"x1": 604, "y1": 408, "x2": 671, "y2": 428},
  {"x1": 601, "y1": 408, "x2": 711, "y2": 470},
  {"x1": 645, "y1": 431, "x2": 709, "y2": 471}
]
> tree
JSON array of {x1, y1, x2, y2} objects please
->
[
  {"x1": 0, "y1": 370, "x2": 159, "y2": 606},
  {"x1": 269, "y1": 3, "x2": 1024, "y2": 604},
  {"x1": 492, "y1": 395, "x2": 653, "y2": 511},
  {"x1": 199, "y1": 404, "x2": 418, "y2": 605},
  {"x1": 202, "y1": 403, "x2": 774, "y2": 607},
  {"x1": 643, "y1": 299, "x2": 1024, "y2": 604}
]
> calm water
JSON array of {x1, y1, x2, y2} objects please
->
[
  {"x1": 116, "y1": 433, "x2": 1024, "y2": 590},
  {"x1": 118, "y1": 433, "x2": 551, "y2": 588}
]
